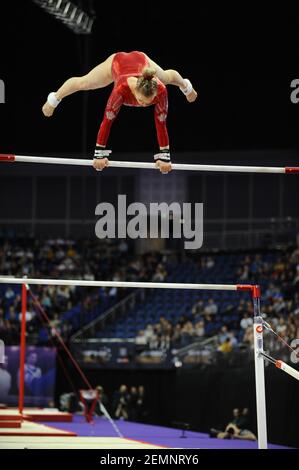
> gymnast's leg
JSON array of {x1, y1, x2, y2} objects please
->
[
  {"x1": 42, "y1": 53, "x2": 116, "y2": 117},
  {"x1": 144, "y1": 54, "x2": 197, "y2": 102}
]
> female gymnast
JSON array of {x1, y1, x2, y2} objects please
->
[{"x1": 42, "y1": 51, "x2": 197, "y2": 174}]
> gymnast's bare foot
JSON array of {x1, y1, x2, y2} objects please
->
[
  {"x1": 187, "y1": 89, "x2": 198, "y2": 103},
  {"x1": 42, "y1": 102, "x2": 55, "y2": 117}
]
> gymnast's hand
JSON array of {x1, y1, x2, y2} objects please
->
[
  {"x1": 154, "y1": 150, "x2": 172, "y2": 174},
  {"x1": 155, "y1": 160, "x2": 172, "y2": 174},
  {"x1": 42, "y1": 101, "x2": 56, "y2": 117},
  {"x1": 93, "y1": 157, "x2": 109, "y2": 171},
  {"x1": 93, "y1": 147, "x2": 111, "y2": 171}
]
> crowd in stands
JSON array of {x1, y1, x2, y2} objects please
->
[
  {"x1": 0, "y1": 238, "x2": 164, "y2": 343},
  {"x1": 1, "y1": 237, "x2": 299, "y2": 359},
  {"x1": 134, "y1": 251, "x2": 299, "y2": 354}
]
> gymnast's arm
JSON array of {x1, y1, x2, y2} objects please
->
[
  {"x1": 93, "y1": 89, "x2": 123, "y2": 171},
  {"x1": 145, "y1": 54, "x2": 198, "y2": 103},
  {"x1": 154, "y1": 91, "x2": 172, "y2": 174}
]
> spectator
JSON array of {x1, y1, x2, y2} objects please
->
[
  {"x1": 135, "y1": 330, "x2": 147, "y2": 349},
  {"x1": 218, "y1": 326, "x2": 229, "y2": 344},
  {"x1": 95, "y1": 385, "x2": 109, "y2": 416},
  {"x1": 240, "y1": 313, "x2": 253, "y2": 330},
  {"x1": 136, "y1": 385, "x2": 147, "y2": 422},
  {"x1": 229, "y1": 332, "x2": 238, "y2": 349},
  {"x1": 204, "y1": 298, "x2": 218, "y2": 316},
  {"x1": 59, "y1": 392, "x2": 78, "y2": 412},
  {"x1": 213, "y1": 423, "x2": 257, "y2": 441},
  {"x1": 192, "y1": 300, "x2": 204, "y2": 319},
  {"x1": 128, "y1": 386, "x2": 139, "y2": 421},
  {"x1": 210, "y1": 407, "x2": 256, "y2": 441},
  {"x1": 113, "y1": 385, "x2": 129, "y2": 420},
  {"x1": 194, "y1": 320, "x2": 205, "y2": 338},
  {"x1": 243, "y1": 326, "x2": 254, "y2": 348},
  {"x1": 5, "y1": 287, "x2": 15, "y2": 301},
  {"x1": 218, "y1": 337, "x2": 233, "y2": 354},
  {"x1": 152, "y1": 264, "x2": 167, "y2": 282},
  {"x1": 238, "y1": 407, "x2": 251, "y2": 429}
]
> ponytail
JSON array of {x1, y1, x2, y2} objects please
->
[{"x1": 136, "y1": 67, "x2": 158, "y2": 97}]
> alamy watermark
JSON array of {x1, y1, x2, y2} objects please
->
[
  {"x1": 0, "y1": 79, "x2": 5, "y2": 104},
  {"x1": 95, "y1": 196, "x2": 203, "y2": 249},
  {"x1": 290, "y1": 79, "x2": 299, "y2": 103}
]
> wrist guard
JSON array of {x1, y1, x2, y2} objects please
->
[
  {"x1": 154, "y1": 149, "x2": 171, "y2": 163},
  {"x1": 179, "y1": 79, "x2": 193, "y2": 96},
  {"x1": 94, "y1": 147, "x2": 111, "y2": 159}
]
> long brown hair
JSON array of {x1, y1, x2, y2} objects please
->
[{"x1": 136, "y1": 67, "x2": 157, "y2": 98}]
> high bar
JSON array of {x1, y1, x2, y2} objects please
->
[
  {"x1": 1, "y1": 154, "x2": 298, "y2": 174},
  {"x1": 0, "y1": 276, "x2": 256, "y2": 292}
]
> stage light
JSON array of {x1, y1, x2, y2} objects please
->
[{"x1": 32, "y1": 0, "x2": 95, "y2": 35}]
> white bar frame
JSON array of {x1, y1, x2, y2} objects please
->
[
  {"x1": 0, "y1": 154, "x2": 294, "y2": 174},
  {"x1": 0, "y1": 276, "x2": 268, "y2": 448}
]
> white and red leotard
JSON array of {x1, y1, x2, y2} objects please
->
[{"x1": 96, "y1": 51, "x2": 169, "y2": 148}]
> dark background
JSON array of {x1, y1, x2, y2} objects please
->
[
  {"x1": 0, "y1": 2, "x2": 299, "y2": 155},
  {"x1": 0, "y1": 2, "x2": 298, "y2": 242}
]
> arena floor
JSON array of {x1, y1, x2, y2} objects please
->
[{"x1": 0, "y1": 415, "x2": 292, "y2": 449}]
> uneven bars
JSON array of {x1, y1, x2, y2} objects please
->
[
  {"x1": 1, "y1": 154, "x2": 299, "y2": 174},
  {"x1": 0, "y1": 276, "x2": 257, "y2": 293},
  {"x1": 275, "y1": 360, "x2": 299, "y2": 381}
]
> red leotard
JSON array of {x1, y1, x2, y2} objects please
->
[{"x1": 96, "y1": 51, "x2": 169, "y2": 148}]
